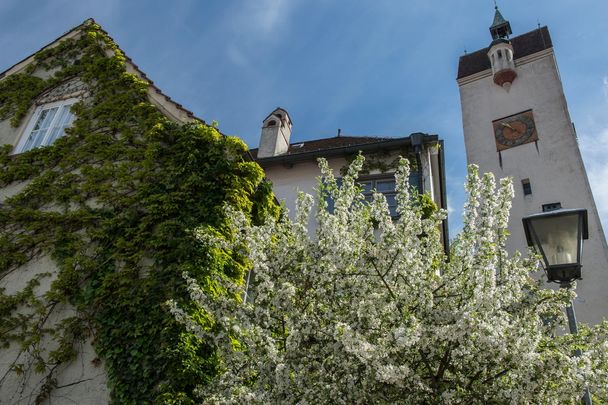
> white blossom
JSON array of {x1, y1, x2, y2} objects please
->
[{"x1": 174, "y1": 156, "x2": 608, "y2": 404}]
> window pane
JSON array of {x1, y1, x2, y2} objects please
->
[
  {"x1": 23, "y1": 130, "x2": 46, "y2": 151},
  {"x1": 59, "y1": 105, "x2": 75, "y2": 126},
  {"x1": 18, "y1": 103, "x2": 75, "y2": 153},
  {"x1": 325, "y1": 177, "x2": 342, "y2": 214},
  {"x1": 360, "y1": 181, "x2": 373, "y2": 194},
  {"x1": 35, "y1": 107, "x2": 58, "y2": 131},
  {"x1": 32, "y1": 110, "x2": 49, "y2": 131},
  {"x1": 385, "y1": 193, "x2": 398, "y2": 217},
  {"x1": 21, "y1": 107, "x2": 58, "y2": 151},
  {"x1": 46, "y1": 106, "x2": 75, "y2": 144},
  {"x1": 409, "y1": 172, "x2": 422, "y2": 193},
  {"x1": 376, "y1": 180, "x2": 396, "y2": 193},
  {"x1": 389, "y1": 205, "x2": 398, "y2": 217},
  {"x1": 46, "y1": 127, "x2": 64, "y2": 145}
]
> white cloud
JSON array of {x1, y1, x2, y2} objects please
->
[
  {"x1": 223, "y1": 0, "x2": 297, "y2": 66},
  {"x1": 603, "y1": 76, "x2": 608, "y2": 100},
  {"x1": 579, "y1": 126, "x2": 608, "y2": 234},
  {"x1": 226, "y1": 45, "x2": 248, "y2": 67},
  {"x1": 445, "y1": 172, "x2": 468, "y2": 238},
  {"x1": 248, "y1": 0, "x2": 291, "y2": 35},
  {"x1": 231, "y1": 0, "x2": 295, "y2": 38}
]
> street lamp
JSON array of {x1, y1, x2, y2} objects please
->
[
  {"x1": 522, "y1": 208, "x2": 588, "y2": 284},
  {"x1": 522, "y1": 208, "x2": 592, "y2": 405}
]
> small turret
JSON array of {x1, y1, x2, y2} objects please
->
[
  {"x1": 258, "y1": 107, "x2": 293, "y2": 158},
  {"x1": 487, "y1": 5, "x2": 516, "y2": 90}
]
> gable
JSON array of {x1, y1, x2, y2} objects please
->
[{"x1": 0, "y1": 19, "x2": 202, "y2": 132}]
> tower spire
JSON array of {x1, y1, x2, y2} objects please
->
[
  {"x1": 489, "y1": 3, "x2": 512, "y2": 40},
  {"x1": 486, "y1": 3, "x2": 516, "y2": 89}
]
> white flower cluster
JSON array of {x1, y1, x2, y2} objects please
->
[{"x1": 174, "y1": 156, "x2": 608, "y2": 404}]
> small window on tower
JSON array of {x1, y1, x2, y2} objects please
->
[
  {"x1": 497, "y1": 49, "x2": 502, "y2": 58},
  {"x1": 267, "y1": 120, "x2": 277, "y2": 127},
  {"x1": 522, "y1": 178, "x2": 532, "y2": 196},
  {"x1": 542, "y1": 202, "x2": 562, "y2": 212}
]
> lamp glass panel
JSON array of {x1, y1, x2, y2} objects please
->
[{"x1": 530, "y1": 213, "x2": 579, "y2": 266}]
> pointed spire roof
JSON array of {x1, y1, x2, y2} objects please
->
[
  {"x1": 489, "y1": 4, "x2": 512, "y2": 40},
  {"x1": 491, "y1": 7, "x2": 507, "y2": 28}
]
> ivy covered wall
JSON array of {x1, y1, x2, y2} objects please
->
[{"x1": 0, "y1": 20, "x2": 278, "y2": 404}]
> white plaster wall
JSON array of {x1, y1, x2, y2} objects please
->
[
  {"x1": 264, "y1": 158, "x2": 345, "y2": 235},
  {"x1": 263, "y1": 149, "x2": 437, "y2": 235},
  {"x1": 459, "y1": 49, "x2": 608, "y2": 325},
  {"x1": 0, "y1": 113, "x2": 31, "y2": 149},
  {"x1": 258, "y1": 125, "x2": 289, "y2": 158},
  {"x1": 0, "y1": 52, "x2": 112, "y2": 403},
  {"x1": 0, "y1": 256, "x2": 110, "y2": 405}
]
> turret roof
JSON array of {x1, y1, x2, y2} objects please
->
[
  {"x1": 457, "y1": 26, "x2": 552, "y2": 80},
  {"x1": 490, "y1": 7, "x2": 508, "y2": 29}
]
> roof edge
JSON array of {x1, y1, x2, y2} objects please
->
[
  {"x1": 0, "y1": 18, "x2": 205, "y2": 124},
  {"x1": 255, "y1": 134, "x2": 439, "y2": 166},
  {"x1": 0, "y1": 18, "x2": 94, "y2": 79}
]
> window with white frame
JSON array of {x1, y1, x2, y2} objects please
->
[{"x1": 14, "y1": 99, "x2": 77, "y2": 153}]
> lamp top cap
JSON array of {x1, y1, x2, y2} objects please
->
[
  {"x1": 522, "y1": 208, "x2": 589, "y2": 244},
  {"x1": 523, "y1": 208, "x2": 588, "y2": 220}
]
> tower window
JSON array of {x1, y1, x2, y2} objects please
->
[
  {"x1": 522, "y1": 178, "x2": 532, "y2": 196},
  {"x1": 497, "y1": 49, "x2": 502, "y2": 58},
  {"x1": 267, "y1": 120, "x2": 277, "y2": 127},
  {"x1": 542, "y1": 202, "x2": 562, "y2": 212}
]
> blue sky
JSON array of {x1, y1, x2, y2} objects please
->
[{"x1": 1, "y1": 0, "x2": 607, "y2": 236}]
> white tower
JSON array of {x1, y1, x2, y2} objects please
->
[{"x1": 457, "y1": 7, "x2": 608, "y2": 324}]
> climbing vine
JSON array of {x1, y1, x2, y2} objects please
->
[
  {"x1": 0, "y1": 21, "x2": 278, "y2": 404},
  {"x1": 340, "y1": 149, "x2": 418, "y2": 176}
]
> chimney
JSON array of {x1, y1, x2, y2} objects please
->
[{"x1": 258, "y1": 107, "x2": 292, "y2": 158}]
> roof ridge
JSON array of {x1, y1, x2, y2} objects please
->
[
  {"x1": 289, "y1": 134, "x2": 396, "y2": 144},
  {"x1": 0, "y1": 18, "x2": 204, "y2": 124},
  {"x1": 0, "y1": 18, "x2": 91, "y2": 78}
]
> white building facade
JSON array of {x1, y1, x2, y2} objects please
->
[
  {"x1": 457, "y1": 8, "x2": 608, "y2": 325},
  {"x1": 252, "y1": 107, "x2": 449, "y2": 249}
]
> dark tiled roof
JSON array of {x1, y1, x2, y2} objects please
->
[
  {"x1": 249, "y1": 135, "x2": 395, "y2": 159},
  {"x1": 457, "y1": 26, "x2": 552, "y2": 80},
  {"x1": 250, "y1": 133, "x2": 440, "y2": 166}
]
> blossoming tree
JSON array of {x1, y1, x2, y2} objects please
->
[{"x1": 171, "y1": 156, "x2": 608, "y2": 404}]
